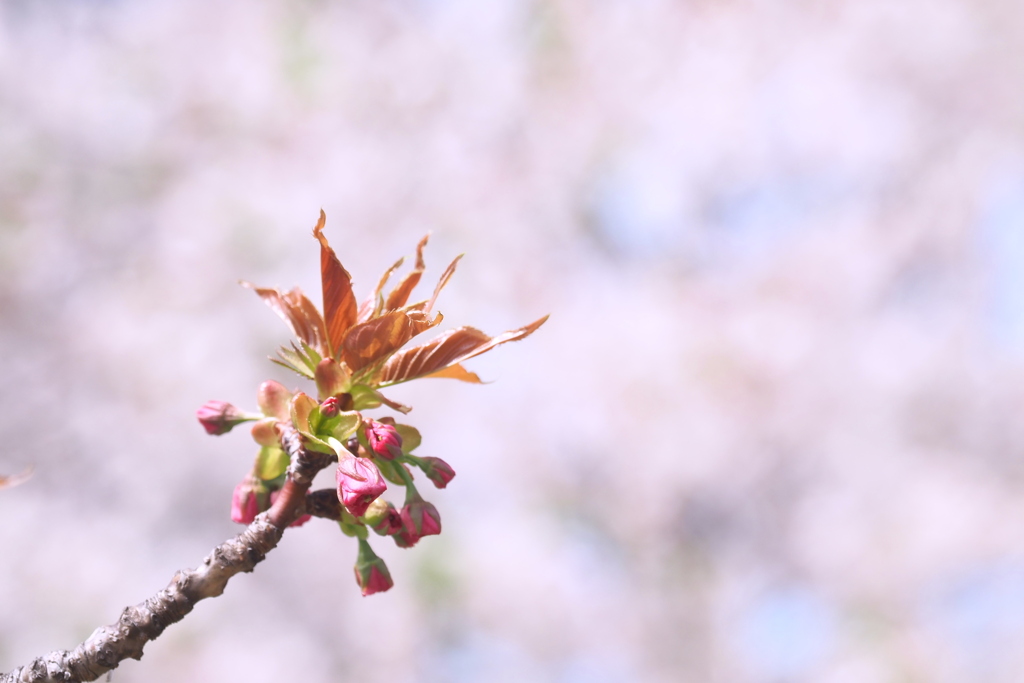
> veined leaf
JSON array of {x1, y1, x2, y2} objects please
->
[
  {"x1": 394, "y1": 422, "x2": 422, "y2": 453},
  {"x1": 272, "y1": 345, "x2": 316, "y2": 379},
  {"x1": 312, "y1": 210, "x2": 358, "y2": 358},
  {"x1": 376, "y1": 315, "x2": 548, "y2": 386},
  {"x1": 285, "y1": 290, "x2": 329, "y2": 354},
  {"x1": 328, "y1": 411, "x2": 363, "y2": 442},
  {"x1": 349, "y1": 384, "x2": 382, "y2": 410},
  {"x1": 348, "y1": 385, "x2": 412, "y2": 414},
  {"x1": 424, "y1": 363, "x2": 483, "y2": 383},
  {"x1": 358, "y1": 256, "x2": 406, "y2": 323},
  {"x1": 384, "y1": 234, "x2": 430, "y2": 312},
  {"x1": 424, "y1": 254, "x2": 462, "y2": 313},
  {"x1": 242, "y1": 282, "x2": 329, "y2": 355},
  {"x1": 342, "y1": 308, "x2": 443, "y2": 373},
  {"x1": 271, "y1": 357, "x2": 314, "y2": 379},
  {"x1": 299, "y1": 340, "x2": 323, "y2": 368}
]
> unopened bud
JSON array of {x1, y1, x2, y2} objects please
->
[
  {"x1": 399, "y1": 493, "x2": 442, "y2": 544},
  {"x1": 231, "y1": 476, "x2": 266, "y2": 524},
  {"x1": 257, "y1": 381, "x2": 292, "y2": 420},
  {"x1": 364, "y1": 498, "x2": 404, "y2": 536},
  {"x1": 418, "y1": 456, "x2": 456, "y2": 489},
  {"x1": 353, "y1": 539, "x2": 394, "y2": 596},
  {"x1": 336, "y1": 456, "x2": 387, "y2": 518},
  {"x1": 320, "y1": 396, "x2": 340, "y2": 418},
  {"x1": 250, "y1": 419, "x2": 280, "y2": 447},
  {"x1": 197, "y1": 400, "x2": 254, "y2": 436},
  {"x1": 365, "y1": 419, "x2": 403, "y2": 461},
  {"x1": 392, "y1": 528, "x2": 418, "y2": 548}
]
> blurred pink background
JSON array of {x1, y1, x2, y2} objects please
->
[{"x1": 3, "y1": 1, "x2": 1024, "y2": 681}]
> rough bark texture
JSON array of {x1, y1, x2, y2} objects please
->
[{"x1": 1, "y1": 423, "x2": 332, "y2": 683}]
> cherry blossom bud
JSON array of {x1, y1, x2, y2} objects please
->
[
  {"x1": 270, "y1": 489, "x2": 312, "y2": 528},
  {"x1": 400, "y1": 493, "x2": 442, "y2": 543},
  {"x1": 392, "y1": 528, "x2": 418, "y2": 548},
  {"x1": 257, "y1": 380, "x2": 292, "y2": 420},
  {"x1": 353, "y1": 539, "x2": 394, "y2": 596},
  {"x1": 250, "y1": 419, "x2": 280, "y2": 447},
  {"x1": 320, "y1": 396, "x2": 340, "y2": 418},
  {"x1": 231, "y1": 476, "x2": 265, "y2": 524},
  {"x1": 336, "y1": 456, "x2": 387, "y2": 518},
  {"x1": 198, "y1": 400, "x2": 254, "y2": 436},
  {"x1": 418, "y1": 456, "x2": 456, "y2": 489},
  {"x1": 364, "y1": 498, "x2": 404, "y2": 536},
  {"x1": 365, "y1": 419, "x2": 403, "y2": 461}
]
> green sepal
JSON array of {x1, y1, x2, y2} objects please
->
[
  {"x1": 315, "y1": 410, "x2": 362, "y2": 443},
  {"x1": 375, "y1": 458, "x2": 410, "y2": 486},
  {"x1": 329, "y1": 410, "x2": 362, "y2": 442},
  {"x1": 338, "y1": 510, "x2": 368, "y2": 539},
  {"x1": 290, "y1": 392, "x2": 318, "y2": 432},
  {"x1": 301, "y1": 432, "x2": 336, "y2": 454},
  {"x1": 356, "y1": 423, "x2": 371, "y2": 451},
  {"x1": 361, "y1": 497, "x2": 390, "y2": 528},
  {"x1": 256, "y1": 445, "x2": 289, "y2": 480}
]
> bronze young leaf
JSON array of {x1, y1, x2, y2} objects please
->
[{"x1": 312, "y1": 209, "x2": 358, "y2": 356}]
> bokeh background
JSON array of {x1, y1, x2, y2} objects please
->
[{"x1": 2, "y1": 1, "x2": 1024, "y2": 681}]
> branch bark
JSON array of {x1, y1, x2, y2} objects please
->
[{"x1": 1, "y1": 424, "x2": 329, "y2": 683}]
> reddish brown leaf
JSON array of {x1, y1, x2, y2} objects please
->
[
  {"x1": 425, "y1": 254, "x2": 463, "y2": 313},
  {"x1": 376, "y1": 315, "x2": 549, "y2": 385},
  {"x1": 377, "y1": 327, "x2": 488, "y2": 384},
  {"x1": 424, "y1": 363, "x2": 483, "y2": 383},
  {"x1": 312, "y1": 210, "x2": 358, "y2": 357},
  {"x1": 284, "y1": 290, "x2": 327, "y2": 348},
  {"x1": 342, "y1": 308, "x2": 443, "y2": 373},
  {"x1": 242, "y1": 282, "x2": 329, "y2": 355},
  {"x1": 358, "y1": 256, "x2": 406, "y2": 323},
  {"x1": 384, "y1": 234, "x2": 430, "y2": 312}
]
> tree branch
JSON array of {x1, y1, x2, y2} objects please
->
[
  {"x1": 1, "y1": 518, "x2": 284, "y2": 683},
  {"x1": 1, "y1": 424, "x2": 328, "y2": 683}
]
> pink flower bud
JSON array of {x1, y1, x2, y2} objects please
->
[
  {"x1": 257, "y1": 380, "x2": 292, "y2": 420},
  {"x1": 418, "y1": 456, "x2": 456, "y2": 489},
  {"x1": 400, "y1": 494, "x2": 442, "y2": 544},
  {"x1": 250, "y1": 419, "x2": 280, "y2": 447},
  {"x1": 336, "y1": 457, "x2": 387, "y2": 518},
  {"x1": 353, "y1": 539, "x2": 394, "y2": 596},
  {"x1": 320, "y1": 396, "x2": 340, "y2": 418},
  {"x1": 365, "y1": 499, "x2": 404, "y2": 536},
  {"x1": 365, "y1": 419, "x2": 403, "y2": 460},
  {"x1": 231, "y1": 476, "x2": 265, "y2": 524},
  {"x1": 198, "y1": 400, "x2": 253, "y2": 435},
  {"x1": 392, "y1": 528, "x2": 418, "y2": 548},
  {"x1": 269, "y1": 489, "x2": 312, "y2": 528}
]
